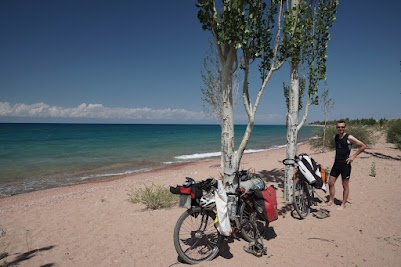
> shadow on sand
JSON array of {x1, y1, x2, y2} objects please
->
[{"x1": 3, "y1": 245, "x2": 55, "y2": 267}]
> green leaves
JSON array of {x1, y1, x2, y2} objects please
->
[
  {"x1": 196, "y1": 0, "x2": 280, "y2": 75},
  {"x1": 291, "y1": 0, "x2": 338, "y2": 98},
  {"x1": 197, "y1": 0, "x2": 338, "y2": 111}
]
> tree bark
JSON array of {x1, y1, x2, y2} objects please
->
[
  {"x1": 284, "y1": 63, "x2": 299, "y2": 202},
  {"x1": 220, "y1": 48, "x2": 238, "y2": 193}
]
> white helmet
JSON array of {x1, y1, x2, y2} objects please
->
[{"x1": 200, "y1": 194, "x2": 216, "y2": 209}]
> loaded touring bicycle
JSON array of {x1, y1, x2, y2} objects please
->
[
  {"x1": 283, "y1": 154, "x2": 327, "y2": 219},
  {"x1": 170, "y1": 170, "x2": 278, "y2": 264}
]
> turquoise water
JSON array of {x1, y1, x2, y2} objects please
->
[{"x1": 0, "y1": 123, "x2": 318, "y2": 196}]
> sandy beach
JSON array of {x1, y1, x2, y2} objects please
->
[{"x1": 1, "y1": 133, "x2": 401, "y2": 267}]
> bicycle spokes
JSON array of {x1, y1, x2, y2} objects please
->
[
  {"x1": 174, "y1": 209, "x2": 221, "y2": 264},
  {"x1": 293, "y1": 178, "x2": 311, "y2": 219}
]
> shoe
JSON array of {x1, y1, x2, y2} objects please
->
[
  {"x1": 243, "y1": 243, "x2": 265, "y2": 257},
  {"x1": 312, "y1": 208, "x2": 330, "y2": 219}
]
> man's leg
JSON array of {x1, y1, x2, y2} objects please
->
[
  {"x1": 327, "y1": 175, "x2": 337, "y2": 206},
  {"x1": 338, "y1": 178, "x2": 349, "y2": 210}
]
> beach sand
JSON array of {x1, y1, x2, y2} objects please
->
[{"x1": 1, "y1": 133, "x2": 401, "y2": 266}]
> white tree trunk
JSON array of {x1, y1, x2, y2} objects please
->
[
  {"x1": 220, "y1": 50, "x2": 238, "y2": 193},
  {"x1": 284, "y1": 63, "x2": 299, "y2": 202},
  {"x1": 221, "y1": 109, "x2": 237, "y2": 192}
]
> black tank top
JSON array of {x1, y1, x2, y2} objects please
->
[{"x1": 335, "y1": 133, "x2": 351, "y2": 162}]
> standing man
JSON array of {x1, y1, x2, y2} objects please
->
[{"x1": 327, "y1": 120, "x2": 366, "y2": 210}]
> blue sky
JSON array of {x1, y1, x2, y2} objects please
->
[{"x1": 0, "y1": 0, "x2": 400, "y2": 124}]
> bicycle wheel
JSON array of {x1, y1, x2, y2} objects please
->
[
  {"x1": 292, "y1": 177, "x2": 311, "y2": 219},
  {"x1": 239, "y1": 201, "x2": 267, "y2": 242},
  {"x1": 173, "y1": 208, "x2": 222, "y2": 264}
]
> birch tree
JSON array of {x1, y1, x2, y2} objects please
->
[
  {"x1": 200, "y1": 41, "x2": 240, "y2": 167},
  {"x1": 283, "y1": 0, "x2": 338, "y2": 201},
  {"x1": 197, "y1": 0, "x2": 288, "y2": 192},
  {"x1": 321, "y1": 88, "x2": 335, "y2": 148}
]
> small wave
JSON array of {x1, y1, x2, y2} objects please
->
[
  {"x1": 175, "y1": 152, "x2": 222, "y2": 160},
  {"x1": 244, "y1": 149, "x2": 267, "y2": 153},
  {"x1": 174, "y1": 146, "x2": 288, "y2": 161},
  {"x1": 78, "y1": 168, "x2": 152, "y2": 180}
]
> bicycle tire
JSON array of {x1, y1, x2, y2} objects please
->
[
  {"x1": 239, "y1": 201, "x2": 267, "y2": 242},
  {"x1": 292, "y1": 177, "x2": 311, "y2": 219},
  {"x1": 173, "y1": 208, "x2": 222, "y2": 264}
]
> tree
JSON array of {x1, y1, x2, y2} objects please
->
[
  {"x1": 321, "y1": 88, "x2": 335, "y2": 148},
  {"x1": 197, "y1": 0, "x2": 288, "y2": 192},
  {"x1": 283, "y1": 0, "x2": 338, "y2": 201},
  {"x1": 200, "y1": 41, "x2": 240, "y2": 167}
]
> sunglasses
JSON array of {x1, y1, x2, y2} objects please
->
[{"x1": 336, "y1": 126, "x2": 345, "y2": 129}]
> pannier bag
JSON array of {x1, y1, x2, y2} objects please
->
[
  {"x1": 240, "y1": 177, "x2": 265, "y2": 193},
  {"x1": 254, "y1": 186, "x2": 278, "y2": 223},
  {"x1": 169, "y1": 185, "x2": 191, "y2": 195},
  {"x1": 296, "y1": 154, "x2": 327, "y2": 192},
  {"x1": 169, "y1": 177, "x2": 203, "y2": 200}
]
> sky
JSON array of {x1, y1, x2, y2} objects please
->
[{"x1": 0, "y1": 0, "x2": 400, "y2": 125}]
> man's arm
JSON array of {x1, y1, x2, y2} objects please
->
[{"x1": 347, "y1": 135, "x2": 367, "y2": 163}]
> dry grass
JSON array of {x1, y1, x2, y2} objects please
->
[{"x1": 127, "y1": 184, "x2": 178, "y2": 210}]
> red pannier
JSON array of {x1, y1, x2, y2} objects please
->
[
  {"x1": 169, "y1": 177, "x2": 203, "y2": 200},
  {"x1": 170, "y1": 185, "x2": 191, "y2": 195},
  {"x1": 254, "y1": 186, "x2": 278, "y2": 222}
]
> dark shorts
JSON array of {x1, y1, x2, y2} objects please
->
[{"x1": 330, "y1": 161, "x2": 352, "y2": 180}]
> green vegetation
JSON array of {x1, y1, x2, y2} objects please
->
[
  {"x1": 309, "y1": 118, "x2": 401, "y2": 151},
  {"x1": 309, "y1": 124, "x2": 375, "y2": 151},
  {"x1": 324, "y1": 166, "x2": 331, "y2": 180},
  {"x1": 128, "y1": 184, "x2": 178, "y2": 210},
  {"x1": 311, "y1": 117, "x2": 386, "y2": 126},
  {"x1": 386, "y1": 119, "x2": 401, "y2": 149}
]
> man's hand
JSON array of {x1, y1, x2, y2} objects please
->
[{"x1": 346, "y1": 156, "x2": 355, "y2": 164}]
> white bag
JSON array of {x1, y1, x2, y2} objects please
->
[
  {"x1": 297, "y1": 155, "x2": 318, "y2": 184},
  {"x1": 296, "y1": 154, "x2": 326, "y2": 192},
  {"x1": 214, "y1": 180, "x2": 231, "y2": 236}
]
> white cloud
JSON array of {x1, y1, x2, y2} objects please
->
[
  {"x1": 0, "y1": 102, "x2": 286, "y2": 124},
  {"x1": 0, "y1": 102, "x2": 206, "y2": 121}
]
